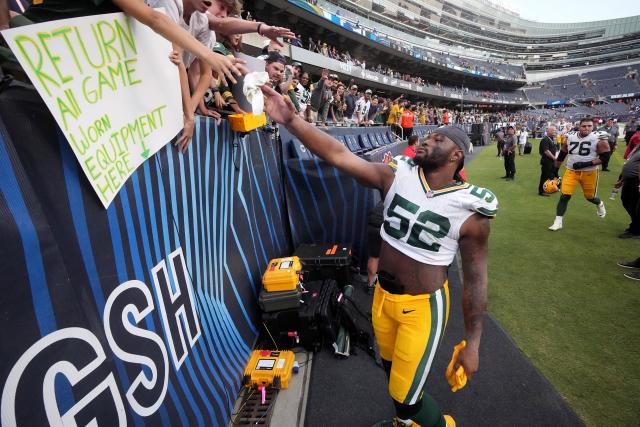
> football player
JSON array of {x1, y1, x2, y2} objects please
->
[
  {"x1": 261, "y1": 85, "x2": 498, "y2": 427},
  {"x1": 549, "y1": 117, "x2": 609, "y2": 231}
]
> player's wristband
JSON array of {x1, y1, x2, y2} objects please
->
[{"x1": 556, "y1": 151, "x2": 567, "y2": 162}]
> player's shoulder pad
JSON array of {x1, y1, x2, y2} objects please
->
[
  {"x1": 464, "y1": 184, "x2": 498, "y2": 218},
  {"x1": 388, "y1": 155, "x2": 415, "y2": 171}
]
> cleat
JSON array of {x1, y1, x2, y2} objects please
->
[
  {"x1": 624, "y1": 272, "x2": 640, "y2": 281},
  {"x1": 618, "y1": 259, "x2": 640, "y2": 269},
  {"x1": 618, "y1": 231, "x2": 640, "y2": 239},
  {"x1": 371, "y1": 420, "x2": 394, "y2": 427},
  {"x1": 444, "y1": 415, "x2": 456, "y2": 427},
  {"x1": 372, "y1": 418, "x2": 412, "y2": 427},
  {"x1": 596, "y1": 202, "x2": 606, "y2": 218},
  {"x1": 548, "y1": 219, "x2": 563, "y2": 231}
]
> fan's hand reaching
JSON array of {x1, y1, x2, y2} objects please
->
[
  {"x1": 208, "y1": 54, "x2": 247, "y2": 86},
  {"x1": 175, "y1": 115, "x2": 195, "y2": 153},
  {"x1": 261, "y1": 85, "x2": 297, "y2": 126},
  {"x1": 260, "y1": 25, "x2": 296, "y2": 46}
]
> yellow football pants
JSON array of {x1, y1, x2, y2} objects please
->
[
  {"x1": 372, "y1": 281, "x2": 450, "y2": 405},
  {"x1": 561, "y1": 168, "x2": 599, "y2": 199}
]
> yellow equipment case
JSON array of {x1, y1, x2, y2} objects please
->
[
  {"x1": 242, "y1": 350, "x2": 295, "y2": 389},
  {"x1": 262, "y1": 257, "x2": 302, "y2": 292}
]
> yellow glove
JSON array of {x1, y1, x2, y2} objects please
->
[{"x1": 445, "y1": 340, "x2": 468, "y2": 392}]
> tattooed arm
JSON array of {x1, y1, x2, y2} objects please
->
[{"x1": 456, "y1": 213, "x2": 490, "y2": 377}]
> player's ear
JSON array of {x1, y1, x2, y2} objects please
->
[{"x1": 450, "y1": 148, "x2": 464, "y2": 163}]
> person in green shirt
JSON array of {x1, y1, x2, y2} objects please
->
[{"x1": 205, "y1": 35, "x2": 245, "y2": 116}]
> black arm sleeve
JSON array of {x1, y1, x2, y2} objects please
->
[
  {"x1": 598, "y1": 152, "x2": 611, "y2": 164},
  {"x1": 557, "y1": 151, "x2": 567, "y2": 162}
]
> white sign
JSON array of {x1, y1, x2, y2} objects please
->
[{"x1": 2, "y1": 12, "x2": 182, "y2": 208}]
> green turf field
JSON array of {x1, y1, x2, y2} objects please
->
[{"x1": 466, "y1": 138, "x2": 640, "y2": 426}]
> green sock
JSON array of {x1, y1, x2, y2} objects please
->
[
  {"x1": 556, "y1": 194, "x2": 571, "y2": 216},
  {"x1": 588, "y1": 197, "x2": 601, "y2": 205},
  {"x1": 411, "y1": 394, "x2": 446, "y2": 427}
]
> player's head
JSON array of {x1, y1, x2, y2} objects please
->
[
  {"x1": 578, "y1": 117, "x2": 593, "y2": 137},
  {"x1": 414, "y1": 126, "x2": 470, "y2": 178}
]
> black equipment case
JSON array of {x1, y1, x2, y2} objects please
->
[
  {"x1": 261, "y1": 280, "x2": 338, "y2": 351},
  {"x1": 258, "y1": 288, "x2": 302, "y2": 312},
  {"x1": 294, "y1": 243, "x2": 352, "y2": 288}
]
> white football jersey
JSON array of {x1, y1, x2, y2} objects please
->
[
  {"x1": 566, "y1": 131, "x2": 600, "y2": 171},
  {"x1": 380, "y1": 157, "x2": 498, "y2": 266}
]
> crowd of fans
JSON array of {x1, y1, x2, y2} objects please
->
[
  {"x1": 4, "y1": 0, "x2": 638, "y2": 148},
  {"x1": 265, "y1": 61, "x2": 523, "y2": 130},
  {"x1": 287, "y1": 35, "x2": 525, "y2": 104},
  {"x1": 303, "y1": 37, "x2": 426, "y2": 86}
]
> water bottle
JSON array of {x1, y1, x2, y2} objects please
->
[{"x1": 610, "y1": 187, "x2": 619, "y2": 200}]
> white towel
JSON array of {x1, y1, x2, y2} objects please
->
[{"x1": 243, "y1": 71, "x2": 270, "y2": 115}]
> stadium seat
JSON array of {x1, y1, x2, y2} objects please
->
[
  {"x1": 370, "y1": 132, "x2": 384, "y2": 146},
  {"x1": 358, "y1": 134, "x2": 374, "y2": 151},
  {"x1": 335, "y1": 134, "x2": 356, "y2": 153},
  {"x1": 344, "y1": 135, "x2": 363, "y2": 154},
  {"x1": 368, "y1": 132, "x2": 381, "y2": 149}
]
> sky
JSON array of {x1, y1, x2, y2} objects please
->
[{"x1": 503, "y1": 0, "x2": 640, "y2": 23}]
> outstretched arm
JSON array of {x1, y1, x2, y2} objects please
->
[
  {"x1": 262, "y1": 85, "x2": 394, "y2": 192},
  {"x1": 456, "y1": 213, "x2": 490, "y2": 378},
  {"x1": 172, "y1": 46, "x2": 195, "y2": 153},
  {"x1": 187, "y1": 59, "x2": 212, "y2": 113},
  {"x1": 208, "y1": 16, "x2": 295, "y2": 47},
  {"x1": 113, "y1": 0, "x2": 246, "y2": 84}
]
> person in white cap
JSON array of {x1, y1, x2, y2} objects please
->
[
  {"x1": 344, "y1": 85, "x2": 359, "y2": 126},
  {"x1": 355, "y1": 89, "x2": 372, "y2": 126}
]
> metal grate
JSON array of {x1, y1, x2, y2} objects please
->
[{"x1": 231, "y1": 387, "x2": 278, "y2": 426}]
